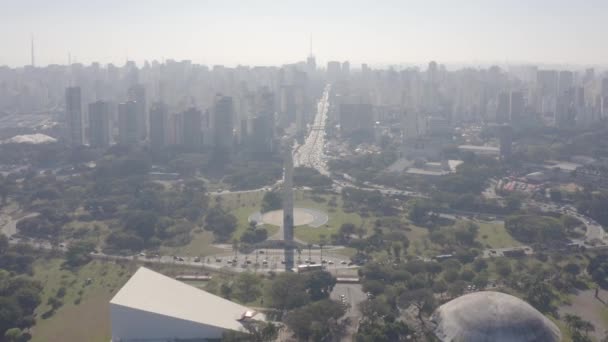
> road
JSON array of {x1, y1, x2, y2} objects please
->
[
  {"x1": 1, "y1": 212, "x2": 38, "y2": 237},
  {"x1": 330, "y1": 283, "x2": 366, "y2": 341},
  {"x1": 531, "y1": 200, "x2": 606, "y2": 243},
  {"x1": 293, "y1": 84, "x2": 331, "y2": 175}
]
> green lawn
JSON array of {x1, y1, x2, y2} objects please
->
[
  {"x1": 293, "y1": 193, "x2": 364, "y2": 244},
  {"x1": 160, "y1": 229, "x2": 223, "y2": 257},
  {"x1": 213, "y1": 190, "x2": 357, "y2": 244},
  {"x1": 30, "y1": 259, "x2": 135, "y2": 342},
  {"x1": 476, "y1": 221, "x2": 522, "y2": 249}
]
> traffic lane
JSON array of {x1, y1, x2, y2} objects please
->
[{"x1": 331, "y1": 283, "x2": 366, "y2": 318}]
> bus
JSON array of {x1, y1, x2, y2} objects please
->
[{"x1": 295, "y1": 264, "x2": 324, "y2": 273}]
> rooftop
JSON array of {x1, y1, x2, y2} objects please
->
[
  {"x1": 110, "y1": 267, "x2": 264, "y2": 332},
  {"x1": 431, "y1": 291, "x2": 560, "y2": 342}
]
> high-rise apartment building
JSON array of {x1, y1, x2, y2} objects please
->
[
  {"x1": 65, "y1": 87, "x2": 84, "y2": 146},
  {"x1": 128, "y1": 84, "x2": 147, "y2": 141},
  {"x1": 149, "y1": 102, "x2": 168, "y2": 150},
  {"x1": 118, "y1": 101, "x2": 138, "y2": 146},
  {"x1": 213, "y1": 95, "x2": 234, "y2": 152},
  {"x1": 88, "y1": 100, "x2": 111, "y2": 148},
  {"x1": 181, "y1": 108, "x2": 203, "y2": 150}
]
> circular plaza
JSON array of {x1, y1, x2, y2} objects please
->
[{"x1": 248, "y1": 207, "x2": 329, "y2": 228}]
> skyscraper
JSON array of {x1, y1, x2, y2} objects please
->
[
  {"x1": 499, "y1": 124, "x2": 513, "y2": 160},
  {"x1": 213, "y1": 95, "x2": 234, "y2": 152},
  {"x1": 118, "y1": 101, "x2": 138, "y2": 146},
  {"x1": 65, "y1": 87, "x2": 84, "y2": 146},
  {"x1": 128, "y1": 84, "x2": 147, "y2": 141},
  {"x1": 88, "y1": 100, "x2": 111, "y2": 148},
  {"x1": 327, "y1": 61, "x2": 341, "y2": 83},
  {"x1": 181, "y1": 107, "x2": 203, "y2": 150},
  {"x1": 149, "y1": 102, "x2": 168, "y2": 150},
  {"x1": 509, "y1": 91, "x2": 525, "y2": 123},
  {"x1": 282, "y1": 143, "x2": 295, "y2": 272},
  {"x1": 496, "y1": 92, "x2": 510, "y2": 123}
]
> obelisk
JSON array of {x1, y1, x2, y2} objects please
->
[{"x1": 283, "y1": 143, "x2": 295, "y2": 271}]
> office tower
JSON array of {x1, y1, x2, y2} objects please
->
[
  {"x1": 342, "y1": 61, "x2": 350, "y2": 79},
  {"x1": 282, "y1": 144, "x2": 295, "y2": 272},
  {"x1": 294, "y1": 86, "x2": 306, "y2": 138},
  {"x1": 128, "y1": 84, "x2": 147, "y2": 141},
  {"x1": 602, "y1": 78, "x2": 608, "y2": 97},
  {"x1": 327, "y1": 61, "x2": 341, "y2": 83},
  {"x1": 558, "y1": 70, "x2": 574, "y2": 95},
  {"x1": 499, "y1": 124, "x2": 513, "y2": 160},
  {"x1": 496, "y1": 92, "x2": 510, "y2": 123},
  {"x1": 556, "y1": 87, "x2": 575, "y2": 128},
  {"x1": 181, "y1": 107, "x2": 202, "y2": 150},
  {"x1": 149, "y1": 102, "x2": 168, "y2": 150},
  {"x1": 249, "y1": 115, "x2": 273, "y2": 153},
  {"x1": 306, "y1": 55, "x2": 316, "y2": 75},
  {"x1": 536, "y1": 70, "x2": 558, "y2": 96},
  {"x1": 30, "y1": 35, "x2": 35, "y2": 67},
  {"x1": 279, "y1": 85, "x2": 296, "y2": 128},
  {"x1": 509, "y1": 91, "x2": 525, "y2": 123},
  {"x1": 402, "y1": 110, "x2": 420, "y2": 141},
  {"x1": 427, "y1": 61, "x2": 439, "y2": 85},
  {"x1": 118, "y1": 101, "x2": 138, "y2": 146},
  {"x1": 213, "y1": 95, "x2": 234, "y2": 152},
  {"x1": 166, "y1": 112, "x2": 183, "y2": 146},
  {"x1": 65, "y1": 87, "x2": 84, "y2": 146},
  {"x1": 339, "y1": 103, "x2": 374, "y2": 136},
  {"x1": 88, "y1": 101, "x2": 111, "y2": 148}
]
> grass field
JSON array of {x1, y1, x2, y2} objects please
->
[
  {"x1": 213, "y1": 190, "x2": 363, "y2": 244},
  {"x1": 30, "y1": 259, "x2": 136, "y2": 342},
  {"x1": 160, "y1": 229, "x2": 223, "y2": 257},
  {"x1": 293, "y1": 193, "x2": 364, "y2": 244},
  {"x1": 475, "y1": 221, "x2": 522, "y2": 249}
]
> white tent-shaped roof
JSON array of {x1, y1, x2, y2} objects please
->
[{"x1": 110, "y1": 267, "x2": 264, "y2": 341}]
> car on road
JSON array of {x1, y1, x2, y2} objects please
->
[{"x1": 194, "y1": 257, "x2": 201, "y2": 262}]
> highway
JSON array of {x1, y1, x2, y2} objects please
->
[{"x1": 293, "y1": 84, "x2": 331, "y2": 175}]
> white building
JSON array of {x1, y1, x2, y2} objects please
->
[{"x1": 110, "y1": 267, "x2": 264, "y2": 341}]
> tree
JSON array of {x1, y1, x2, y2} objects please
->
[
  {"x1": 495, "y1": 258, "x2": 512, "y2": 277},
  {"x1": 122, "y1": 210, "x2": 159, "y2": 241},
  {"x1": 304, "y1": 271, "x2": 336, "y2": 300},
  {"x1": 398, "y1": 289, "x2": 436, "y2": 323},
  {"x1": 0, "y1": 234, "x2": 7, "y2": 255},
  {"x1": 261, "y1": 191, "x2": 282, "y2": 213},
  {"x1": 234, "y1": 273, "x2": 261, "y2": 303},
  {"x1": 65, "y1": 241, "x2": 95, "y2": 267},
  {"x1": 0, "y1": 297, "x2": 22, "y2": 338},
  {"x1": 204, "y1": 207, "x2": 237, "y2": 242},
  {"x1": 266, "y1": 273, "x2": 310, "y2": 310},
  {"x1": 284, "y1": 300, "x2": 346, "y2": 341},
  {"x1": 392, "y1": 243, "x2": 402, "y2": 261},
  {"x1": 356, "y1": 320, "x2": 411, "y2": 342},
  {"x1": 223, "y1": 321, "x2": 280, "y2": 342},
  {"x1": 3, "y1": 328, "x2": 24, "y2": 342},
  {"x1": 526, "y1": 280, "x2": 556, "y2": 313},
  {"x1": 408, "y1": 200, "x2": 432, "y2": 225}
]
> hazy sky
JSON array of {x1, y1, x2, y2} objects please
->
[{"x1": 2, "y1": 0, "x2": 607, "y2": 67}]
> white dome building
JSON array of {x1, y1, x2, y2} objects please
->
[{"x1": 431, "y1": 291, "x2": 561, "y2": 342}]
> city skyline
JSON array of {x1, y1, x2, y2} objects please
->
[{"x1": 3, "y1": 0, "x2": 608, "y2": 68}]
